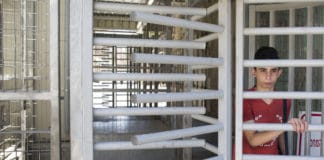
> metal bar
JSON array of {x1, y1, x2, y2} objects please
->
[
  {"x1": 191, "y1": 115, "x2": 219, "y2": 124},
  {"x1": 245, "y1": 0, "x2": 324, "y2": 3},
  {"x1": 255, "y1": 2, "x2": 324, "y2": 12},
  {"x1": 94, "y1": 139, "x2": 205, "y2": 150},
  {"x1": 94, "y1": 38, "x2": 206, "y2": 49},
  {"x1": 244, "y1": 60, "x2": 324, "y2": 67},
  {"x1": 70, "y1": 0, "x2": 93, "y2": 159},
  {"x1": 244, "y1": 91, "x2": 324, "y2": 99},
  {"x1": 203, "y1": 142, "x2": 219, "y2": 154},
  {"x1": 131, "y1": 90, "x2": 224, "y2": 103},
  {"x1": 0, "y1": 92, "x2": 52, "y2": 100},
  {"x1": 132, "y1": 123, "x2": 224, "y2": 145},
  {"x1": 131, "y1": 53, "x2": 223, "y2": 66},
  {"x1": 0, "y1": 130, "x2": 50, "y2": 134},
  {"x1": 204, "y1": 155, "x2": 223, "y2": 160},
  {"x1": 218, "y1": 1, "x2": 232, "y2": 159},
  {"x1": 244, "y1": 27, "x2": 324, "y2": 35},
  {"x1": 235, "y1": 0, "x2": 244, "y2": 159},
  {"x1": 243, "y1": 123, "x2": 324, "y2": 131},
  {"x1": 93, "y1": 107, "x2": 206, "y2": 117},
  {"x1": 94, "y1": 2, "x2": 206, "y2": 16},
  {"x1": 194, "y1": 33, "x2": 218, "y2": 42},
  {"x1": 243, "y1": 155, "x2": 324, "y2": 160},
  {"x1": 130, "y1": 11, "x2": 224, "y2": 33},
  {"x1": 93, "y1": 73, "x2": 206, "y2": 82},
  {"x1": 191, "y1": 3, "x2": 218, "y2": 21}
]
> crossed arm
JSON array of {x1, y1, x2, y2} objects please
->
[{"x1": 243, "y1": 118, "x2": 308, "y2": 148}]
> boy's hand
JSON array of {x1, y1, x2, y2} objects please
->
[{"x1": 288, "y1": 118, "x2": 308, "y2": 133}]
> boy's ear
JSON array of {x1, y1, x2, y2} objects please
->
[{"x1": 250, "y1": 68, "x2": 256, "y2": 77}]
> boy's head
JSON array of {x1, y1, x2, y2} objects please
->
[{"x1": 254, "y1": 46, "x2": 279, "y2": 60}]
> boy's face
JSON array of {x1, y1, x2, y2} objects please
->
[{"x1": 251, "y1": 67, "x2": 282, "y2": 91}]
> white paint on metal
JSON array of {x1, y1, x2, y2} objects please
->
[
  {"x1": 93, "y1": 107, "x2": 206, "y2": 117},
  {"x1": 194, "y1": 33, "x2": 218, "y2": 42},
  {"x1": 93, "y1": 73, "x2": 206, "y2": 82},
  {"x1": 244, "y1": 91, "x2": 324, "y2": 99},
  {"x1": 191, "y1": 115, "x2": 219, "y2": 124},
  {"x1": 244, "y1": 60, "x2": 324, "y2": 67},
  {"x1": 94, "y1": 139, "x2": 205, "y2": 150},
  {"x1": 94, "y1": 2, "x2": 207, "y2": 16},
  {"x1": 244, "y1": 27, "x2": 324, "y2": 35},
  {"x1": 131, "y1": 53, "x2": 223, "y2": 66},
  {"x1": 132, "y1": 123, "x2": 224, "y2": 145},
  {"x1": 130, "y1": 11, "x2": 224, "y2": 33},
  {"x1": 131, "y1": 90, "x2": 223, "y2": 103},
  {"x1": 191, "y1": 3, "x2": 218, "y2": 21},
  {"x1": 94, "y1": 37, "x2": 206, "y2": 49},
  {"x1": 244, "y1": 155, "x2": 324, "y2": 160},
  {"x1": 243, "y1": 123, "x2": 324, "y2": 131},
  {"x1": 245, "y1": 0, "x2": 324, "y2": 3}
]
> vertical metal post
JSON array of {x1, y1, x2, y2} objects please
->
[
  {"x1": 287, "y1": 8, "x2": 296, "y2": 155},
  {"x1": 218, "y1": 0, "x2": 232, "y2": 159},
  {"x1": 269, "y1": 10, "x2": 275, "y2": 47},
  {"x1": 70, "y1": 0, "x2": 93, "y2": 159},
  {"x1": 305, "y1": 6, "x2": 314, "y2": 156},
  {"x1": 248, "y1": 5, "x2": 256, "y2": 87},
  {"x1": 235, "y1": 0, "x2": 244, "y2": 159},
  {"x1": 50, "y1": 0, "x2": 60, "y2": 159}
]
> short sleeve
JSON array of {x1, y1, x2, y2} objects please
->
[{"x1": 243, "y1": 100, "x2": 254, "y2": 122}]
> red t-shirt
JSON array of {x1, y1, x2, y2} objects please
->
[{"x1": 242, "y1": 88, "x2": 291, "y2": 155}]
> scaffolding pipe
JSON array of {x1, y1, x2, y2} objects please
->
[
  {"x1": 244, "y1": 91, "x2": 324, "y2": 99},
  {"x1": 94, "y1": 2, "x2": 207, "y2": 16},
  {"x1": 94, "y1": 38, "x2": 206, "y2": 49},
  {"x1": 132, "y1": 123, "x2": 224, "y2": 145},
  {"x1": 131, "y1": 90, "x2": 223, "y2": 103},
  {"x1": 94, "y1": 139, "x2": 205, "y2": 150},
  {"x1": 191, "y1": 3, "x2": 219, "y2": 21},
  {"x1": 243, "y1": 123, "x2": 324, "y2": 131},
  {"x1": 130, "y1": 11, "x2": 224, "y2": 33},
  {"x1": 244, "y1": 59, "x2": 324, "y2": 67},
  {"x1": 131, "y1": 53, "x2": 223, "y2": 66},
  {"x1": 244, "y1": 27, "x2": 324, "y2": 35},
  {"x1": 245, "y1": 0, "x2": 324, "y2": 3},
  {"x1": 195, "y1": 33, "x2": 219, "y2": 42},
  {"x1": 93, "y1": 107, "x2": 206, "y2": 117},
  {"x1": 243, "y1": 155, "x2": 324, "y2": 160},
  {"x1": 93, "y1": 73, "x2": 206, "y2": 82},
  {"x1": 191, "y1": 115, "x2": 219, "y2": 124}
]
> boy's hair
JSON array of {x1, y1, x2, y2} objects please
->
[{"x1": 254, "y1": 46, "x2": 279, "y2": 60}]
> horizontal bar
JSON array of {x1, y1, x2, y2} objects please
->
[
  {"x1": 132, "y1": 53, "x2": 223, "y2": 66},
  {"x1": 93, "y1": 107, "x2": 206, "y2": 117},
  {"x1": 0, "y1": 130, "x2": 50, "y2": 134},
  {"x1": 244, "y1": 59, "x2": 324, "y2": 67},
  {"x1": 131, "y1": 90, "x2": 223, "y2": 103},
  {"x1": 131, "y1": 11, "x2": 224, "y2": 33},
  {"x1": 255, "y1": 2, "x2": 324, "y2": 12},
  {"x1": 205, "y1": 155, "x2": 223, "y2": 160},
  {"x1": 244, "y1": 27, "x2": 324, "y2": 35},
  {"x1": 243, "y1": 154, "x2": 324, "y2": 160},
  {"x1": 0, "y1": 92, "x2": 52, "y2": 100},
  {"x1": 243, "y1": 91, "x2": 324, "y2": 99},
  {"x1": 245, "y1": 0, "x2": 324, "y2": 3},
  {"x1": 94, "y1": 2, "x2": 206, "y2": 16},
  {"x1": 203, "y1": 142, "x2": 219, "y2": 154},
  {"x1": 132, "y1": 123, "x2": 223, "y2": 145},
  {"x1": 195, "y1": 33, "x2": 218, "y2": 42},
  {"x1": 191, "y1": 3, "x2": 218, "y2": 21},
  {"x1": 94, "y1": 139, "x2": 205, "y2": 150},
  {"x1": 243, "y1": 123, "x2": 324, "y2": 131},
  {"x1": 93, "y1": 73, "x2": 206, "y2": 82},
  {"x1": 191, "y1": 115, "x2": 219, "y2": 124},
  {"x1": 94, "y1": 38, "x2": 206, "y2": 49}
]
